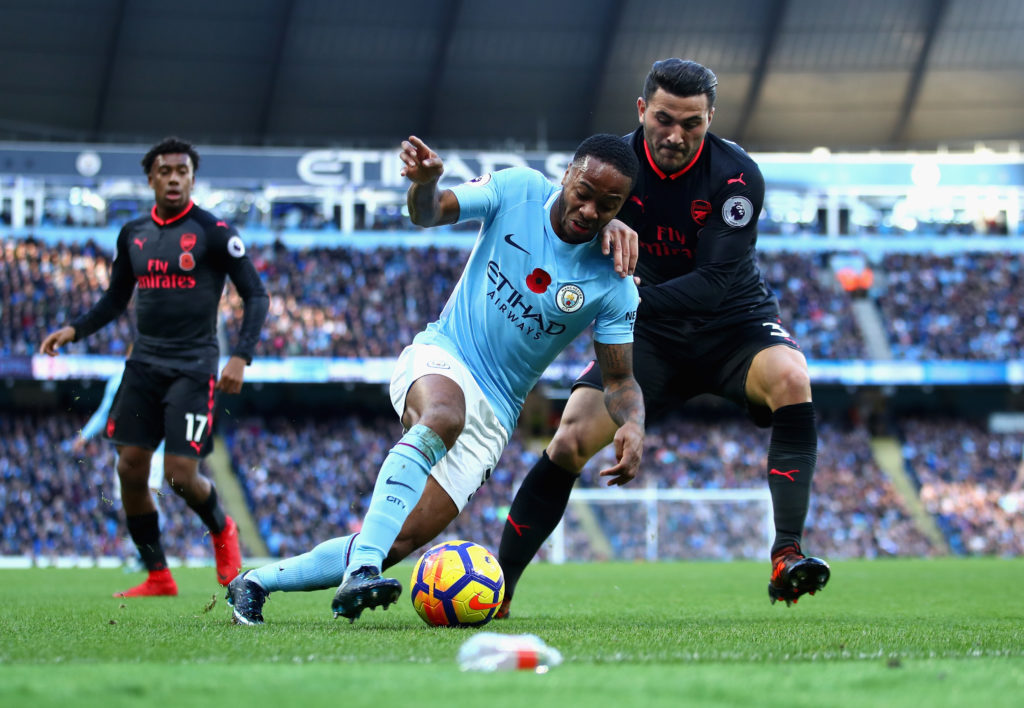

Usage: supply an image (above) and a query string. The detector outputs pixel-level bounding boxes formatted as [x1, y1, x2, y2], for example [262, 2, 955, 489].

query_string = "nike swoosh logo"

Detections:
[468, 594, 502, 610]
[386, 476, 415, 491]
[504, 233, 530, 254]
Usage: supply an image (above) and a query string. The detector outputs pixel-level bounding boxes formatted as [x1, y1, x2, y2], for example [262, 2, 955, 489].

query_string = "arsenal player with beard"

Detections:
[41, 136, 269, 597]
[498, 59, 830, 613]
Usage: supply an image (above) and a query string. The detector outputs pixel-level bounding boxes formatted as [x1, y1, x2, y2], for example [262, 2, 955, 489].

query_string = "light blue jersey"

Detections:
[414, 167, 639, 435]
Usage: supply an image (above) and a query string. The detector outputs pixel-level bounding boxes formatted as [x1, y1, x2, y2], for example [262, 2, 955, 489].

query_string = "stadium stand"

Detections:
[3, 237, 879, 362]
[900, 418, 1024, 556]
[877, 253, 1024, 361]
[0, 412, 220, 562]
[4, 234, 1023, 563]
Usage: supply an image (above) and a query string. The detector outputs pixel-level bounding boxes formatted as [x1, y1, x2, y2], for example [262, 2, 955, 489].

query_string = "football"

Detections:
[409, 540, 505, 627]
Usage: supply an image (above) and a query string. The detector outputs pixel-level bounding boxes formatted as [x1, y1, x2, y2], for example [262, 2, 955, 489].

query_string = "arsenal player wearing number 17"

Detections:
[41, 136, 269, 597]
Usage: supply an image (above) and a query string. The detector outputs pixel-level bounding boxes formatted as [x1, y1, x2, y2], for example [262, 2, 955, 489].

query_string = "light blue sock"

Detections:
[249, 535, 357, 593]
[347, 424, 448, 574]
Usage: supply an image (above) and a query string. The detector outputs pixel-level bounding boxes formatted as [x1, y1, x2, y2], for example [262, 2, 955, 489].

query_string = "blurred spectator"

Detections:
[1, 237, 135, 357]
[900, 418, 1024, 556]
[759, 251, 867, 359]
[878, 253, 1024, 360]
[0, 412, 216, 562]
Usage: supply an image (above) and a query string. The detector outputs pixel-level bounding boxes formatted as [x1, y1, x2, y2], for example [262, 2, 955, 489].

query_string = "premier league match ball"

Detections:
[410, 540, 505, 627]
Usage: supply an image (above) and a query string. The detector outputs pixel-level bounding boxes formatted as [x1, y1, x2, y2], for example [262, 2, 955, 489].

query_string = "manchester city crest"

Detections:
[555, 284, 585, 313]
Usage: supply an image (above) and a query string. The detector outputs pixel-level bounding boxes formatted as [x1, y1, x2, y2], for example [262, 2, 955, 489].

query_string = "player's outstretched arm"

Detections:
[400, 135, 459, 227]
[594, 341, 645, 486]
[40, 326, 76, 356]
[599, 218, 638, 278]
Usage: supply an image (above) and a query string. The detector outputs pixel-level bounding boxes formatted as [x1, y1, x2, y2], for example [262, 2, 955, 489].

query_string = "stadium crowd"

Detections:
[1, 237, 135, 357]
[877, 252, 1024, 360]
[563, 417, 936, 561]
[227, 413, 941, 562]
[900, 418, 1024, 556]
[4, 407, 1019, 564]
[0, 412, 217, 561]
[5, 234, 995, 364]
[10, 236, 1024, 363]
[760, 251, 867, 360]
[4, 235, 1024, 564]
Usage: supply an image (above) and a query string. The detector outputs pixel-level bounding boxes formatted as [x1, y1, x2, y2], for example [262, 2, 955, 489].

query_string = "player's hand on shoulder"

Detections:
[40, 326, 75, 356]
[600, 219, 638, 277]
[399, 135, 444, 184]
[216, 355, 247, 394]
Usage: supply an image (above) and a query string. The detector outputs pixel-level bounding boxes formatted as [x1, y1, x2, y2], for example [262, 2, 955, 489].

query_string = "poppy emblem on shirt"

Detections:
[691, 200, 711, 225]
[105, 418, 115, 438]
[180, 233, 197, 251]
[526, 268, 552, 294]
[556, 284, 585, 313]
[179, 252, 196, 271]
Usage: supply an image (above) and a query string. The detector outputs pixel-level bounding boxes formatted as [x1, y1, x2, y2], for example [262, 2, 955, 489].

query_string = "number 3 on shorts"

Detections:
[184, 412, 208, 443]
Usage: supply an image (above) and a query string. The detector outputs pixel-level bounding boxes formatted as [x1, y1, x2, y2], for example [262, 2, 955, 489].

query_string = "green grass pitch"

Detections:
[1, 558, 1022, 708]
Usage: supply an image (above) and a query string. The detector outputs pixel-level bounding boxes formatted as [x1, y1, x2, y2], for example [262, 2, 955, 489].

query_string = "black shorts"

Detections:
[105, 360, 217, 458]
[574, 314, 802, 428]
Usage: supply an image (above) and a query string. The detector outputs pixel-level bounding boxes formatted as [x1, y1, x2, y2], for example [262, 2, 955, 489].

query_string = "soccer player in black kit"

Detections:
[497, 59, 830, 614]
[41, 137, 269, 597]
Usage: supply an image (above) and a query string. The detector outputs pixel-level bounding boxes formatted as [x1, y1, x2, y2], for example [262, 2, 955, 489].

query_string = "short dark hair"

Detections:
[643, 58, 718, 109]
[572, 134, 640, 187]
[141, 136, 200, 174]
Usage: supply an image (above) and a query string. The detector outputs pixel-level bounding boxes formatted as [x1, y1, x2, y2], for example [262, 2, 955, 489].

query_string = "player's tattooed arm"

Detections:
[595, 341, 645, 486]
[596, 342, 644, 429]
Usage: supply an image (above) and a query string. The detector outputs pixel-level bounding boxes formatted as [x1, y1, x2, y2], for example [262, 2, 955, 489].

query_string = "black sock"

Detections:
[498, 451, 577, 600]
[766, 402, 818, 555]
[188, 485, 226, 534]
[126, 512, 167, 572]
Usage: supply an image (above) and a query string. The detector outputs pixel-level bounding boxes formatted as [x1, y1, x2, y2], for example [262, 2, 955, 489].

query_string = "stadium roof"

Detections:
[0, 0, 1022, 152]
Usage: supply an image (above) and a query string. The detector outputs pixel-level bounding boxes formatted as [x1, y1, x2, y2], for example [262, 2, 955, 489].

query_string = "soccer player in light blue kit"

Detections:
[226, 133, 646, 625]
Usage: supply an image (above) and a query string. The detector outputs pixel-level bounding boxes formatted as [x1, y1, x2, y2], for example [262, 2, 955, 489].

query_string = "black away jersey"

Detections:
[617, 127, 776, 344]
[71, 202, 269, 373]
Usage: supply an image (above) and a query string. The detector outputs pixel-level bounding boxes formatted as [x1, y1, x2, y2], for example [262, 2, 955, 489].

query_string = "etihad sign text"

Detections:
[297, 150, 574, 187]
